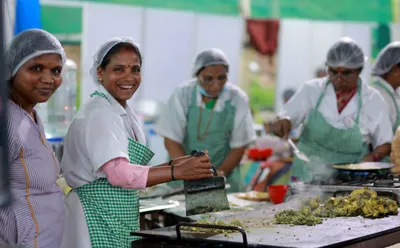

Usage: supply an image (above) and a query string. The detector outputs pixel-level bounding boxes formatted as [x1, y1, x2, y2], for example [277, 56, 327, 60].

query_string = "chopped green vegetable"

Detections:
[275, 187, 399, 226]
[181, 219, 248, 237]
[274, 207, 322, 226]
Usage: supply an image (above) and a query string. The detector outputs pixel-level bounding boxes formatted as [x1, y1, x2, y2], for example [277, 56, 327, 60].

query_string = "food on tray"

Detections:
[332, 163, 382, 170]
[182, 219, 248, 236]
[235, 191, 270, 201]
[303, 197, 322, 210]
[275, 206, 323, 226]
[275, 187, 399, 226]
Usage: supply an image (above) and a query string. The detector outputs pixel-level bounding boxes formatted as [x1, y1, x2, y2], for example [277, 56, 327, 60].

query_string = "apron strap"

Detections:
[316, 80, 363, 124]
[190, 84, 199, 108]
[355, 80, 362, 123]
[372, 80, 400, 114]
[90, 90, 111, 103]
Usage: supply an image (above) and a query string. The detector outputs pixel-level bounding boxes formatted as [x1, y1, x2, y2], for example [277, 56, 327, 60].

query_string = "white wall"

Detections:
[275, 19, 373, 113]
[391, 23, 400, 42]
[81, 4, 244, 104]
[139, 9, 196, 103]
[194, 14, 244, 88]
[81, 3, 144, 105]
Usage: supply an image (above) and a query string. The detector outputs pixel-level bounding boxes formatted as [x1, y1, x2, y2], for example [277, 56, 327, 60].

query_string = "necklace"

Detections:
[196, 100, 217, 141]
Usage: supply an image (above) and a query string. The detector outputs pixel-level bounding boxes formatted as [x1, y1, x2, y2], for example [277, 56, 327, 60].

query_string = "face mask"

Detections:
[199, 85, 226, 98]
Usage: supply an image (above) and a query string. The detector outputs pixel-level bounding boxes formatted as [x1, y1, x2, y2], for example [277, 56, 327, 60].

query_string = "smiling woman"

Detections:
[0, 28, 67, 248]
[95, 42, 142, 107]
[10, 54, 63, 108]
[61, 37, 214, 248]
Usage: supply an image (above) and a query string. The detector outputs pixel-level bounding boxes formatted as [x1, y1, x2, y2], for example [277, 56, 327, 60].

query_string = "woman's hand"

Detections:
[360, 155, 374, 162]
[172, 156, 192, 166]
[172, 150, 209, 166]
[272, 119, 292, 139]
[174, 153, 214, 180]
[361, 143, 391, 162]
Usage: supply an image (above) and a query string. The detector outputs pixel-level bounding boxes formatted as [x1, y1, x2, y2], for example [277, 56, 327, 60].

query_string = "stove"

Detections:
[295, 172, 400, 202]
[310, 171, 400, 187]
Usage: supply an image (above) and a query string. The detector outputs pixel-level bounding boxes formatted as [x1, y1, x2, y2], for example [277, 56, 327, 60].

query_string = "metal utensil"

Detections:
[183, 151, 230, 216]
[288, 139, 310, 163]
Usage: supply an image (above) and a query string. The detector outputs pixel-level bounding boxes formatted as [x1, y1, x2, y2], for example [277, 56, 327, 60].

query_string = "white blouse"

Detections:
[155, 79, 256, 148]
[279, 77, 393, 148]
[371, 76, 400, 128]
[61, 85, 146, 189]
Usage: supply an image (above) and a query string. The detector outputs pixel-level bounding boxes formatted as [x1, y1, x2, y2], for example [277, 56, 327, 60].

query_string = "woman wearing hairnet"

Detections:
[272, 37, 393, 182]
[0, 29, 66, 247]
[60, 38, 213, 248]
[371, 42, 400, 132]
[155, 48, 256, 192]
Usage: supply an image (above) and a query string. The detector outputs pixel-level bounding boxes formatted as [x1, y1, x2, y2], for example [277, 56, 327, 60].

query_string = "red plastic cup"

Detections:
[260, 148, 273, 160]
[267, 185, 289, 204]
[248, 148, 260, 160]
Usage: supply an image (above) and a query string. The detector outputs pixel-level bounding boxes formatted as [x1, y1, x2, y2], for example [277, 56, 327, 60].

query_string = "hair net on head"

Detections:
[372, 41, 400, 76]
[325, 37, 367, 69]
[192, 48, 229, 77]
[5, 28, 66, 79]
[90, 37, 141, 85]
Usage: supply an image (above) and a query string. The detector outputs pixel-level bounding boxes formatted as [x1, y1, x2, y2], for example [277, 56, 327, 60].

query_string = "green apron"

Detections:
[182, 85, 241, 192]
[371, 80, 400, 133]
[371, 80, 400, 163]
[292, 81, 369, 182]
[75, 91, 155, 248]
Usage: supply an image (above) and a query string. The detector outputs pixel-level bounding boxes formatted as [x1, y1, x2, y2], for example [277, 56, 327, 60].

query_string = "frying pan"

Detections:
[331, 162, 394, 171]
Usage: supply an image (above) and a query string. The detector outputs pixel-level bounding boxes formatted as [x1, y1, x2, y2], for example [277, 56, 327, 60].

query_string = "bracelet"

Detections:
[171, 164, 176, 181]
[168, 159, 174, 166]
[371, 153, 381, 162]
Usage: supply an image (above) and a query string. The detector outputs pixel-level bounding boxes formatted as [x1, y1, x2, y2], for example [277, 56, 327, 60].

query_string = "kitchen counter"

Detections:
[162, 193, 272, 221]
[133, 200, 400, 248]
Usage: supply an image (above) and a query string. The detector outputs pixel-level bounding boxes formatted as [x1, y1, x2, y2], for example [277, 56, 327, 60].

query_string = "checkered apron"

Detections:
[75, 91, 154, 248]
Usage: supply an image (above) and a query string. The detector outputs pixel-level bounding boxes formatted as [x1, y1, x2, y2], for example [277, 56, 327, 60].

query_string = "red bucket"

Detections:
[267, 185, 289, 204]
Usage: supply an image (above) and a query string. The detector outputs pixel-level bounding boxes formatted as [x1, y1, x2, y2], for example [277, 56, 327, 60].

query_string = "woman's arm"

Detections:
[362, 92, 393, 162]
[164, 137, 186, 158]
[155, 86, 189, 154]
[218, 147, 246, 175]
[102, 153, 213, 189]
[102, 158, 174, 188]
[361, 143, 391, 162]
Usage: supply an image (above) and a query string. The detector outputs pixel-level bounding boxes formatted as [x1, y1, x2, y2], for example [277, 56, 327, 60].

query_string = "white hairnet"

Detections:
[326, 37, 367, 69]
[90, 37, 141, 85]
[372, 41, 400, 76]
[192, 48, 229, 77]
[5, 29, 66, 79]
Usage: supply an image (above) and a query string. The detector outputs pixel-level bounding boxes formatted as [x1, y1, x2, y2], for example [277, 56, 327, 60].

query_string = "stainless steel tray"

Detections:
[133, 201, 400, 247]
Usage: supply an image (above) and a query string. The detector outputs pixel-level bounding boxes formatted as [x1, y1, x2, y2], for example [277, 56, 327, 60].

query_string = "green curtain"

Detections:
[372, 24, 391, 59]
